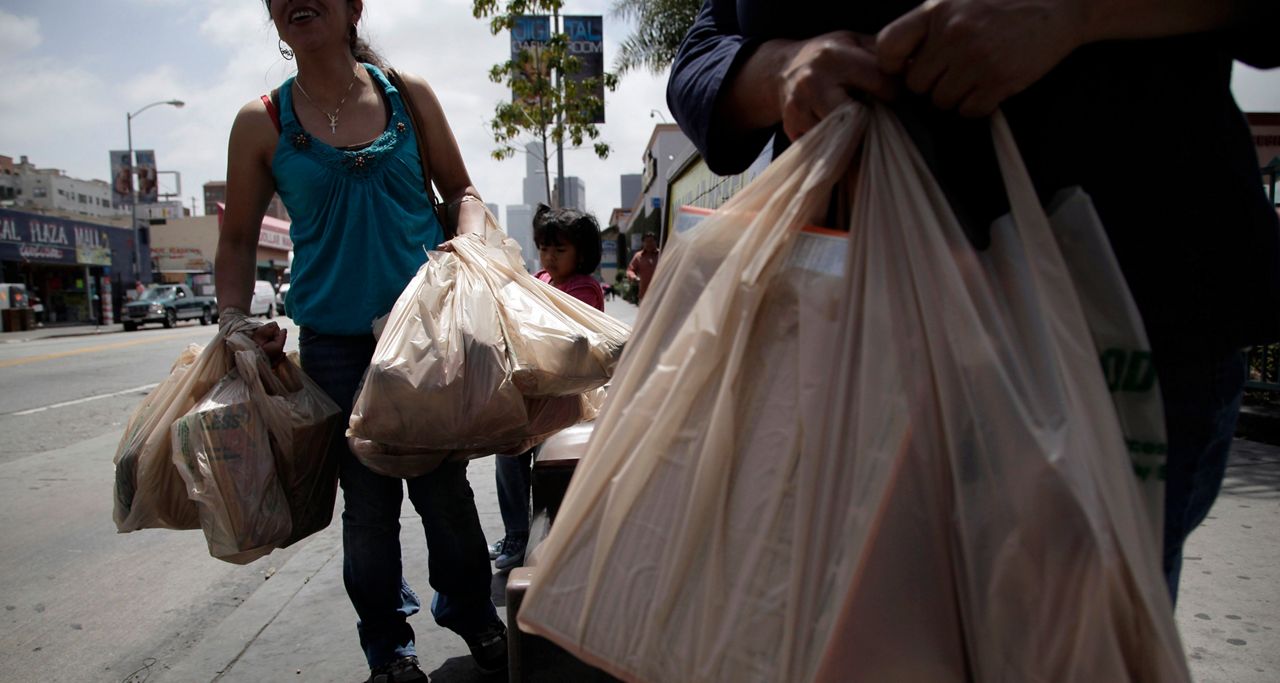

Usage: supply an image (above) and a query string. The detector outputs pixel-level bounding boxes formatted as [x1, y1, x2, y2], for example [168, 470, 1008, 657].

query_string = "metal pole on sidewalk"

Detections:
[553, 7, 566, 209]
[125, 99, 185, 288]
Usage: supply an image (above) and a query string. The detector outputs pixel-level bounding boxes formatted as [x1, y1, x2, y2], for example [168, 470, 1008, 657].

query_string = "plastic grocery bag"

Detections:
[114, 341, 229, 532]
[170, 338, 341, 564]
[348, 217, 628, 478]
[517, 103, 1186, 682]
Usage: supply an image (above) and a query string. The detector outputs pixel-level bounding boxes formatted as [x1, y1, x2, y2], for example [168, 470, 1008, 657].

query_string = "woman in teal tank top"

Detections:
[214, 2, 506, 680]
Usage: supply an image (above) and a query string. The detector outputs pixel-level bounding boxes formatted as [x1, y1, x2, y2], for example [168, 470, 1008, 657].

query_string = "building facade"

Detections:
[4, 155, 126, 221]
[0, 208, 135, 324]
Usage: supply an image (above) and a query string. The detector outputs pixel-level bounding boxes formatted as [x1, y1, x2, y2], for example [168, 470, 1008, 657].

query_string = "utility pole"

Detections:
[553, 6, 566, 209]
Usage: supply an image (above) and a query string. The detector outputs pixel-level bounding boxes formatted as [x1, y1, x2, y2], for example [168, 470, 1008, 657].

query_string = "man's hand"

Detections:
[776, 31, 899, 141]
[878, 0, 1088, 117]
[251, 321, 287, 366]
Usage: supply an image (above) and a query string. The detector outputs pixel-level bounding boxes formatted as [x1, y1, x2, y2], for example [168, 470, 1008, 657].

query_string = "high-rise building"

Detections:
[505, 204, 537, 272]
[523, 141, 550, 207]
[620, 174, 641, 210]
[554, 176, 586, 212]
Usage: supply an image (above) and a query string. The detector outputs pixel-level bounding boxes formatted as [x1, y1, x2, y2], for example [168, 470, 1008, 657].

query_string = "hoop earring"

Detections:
[279, 39, 294, 61]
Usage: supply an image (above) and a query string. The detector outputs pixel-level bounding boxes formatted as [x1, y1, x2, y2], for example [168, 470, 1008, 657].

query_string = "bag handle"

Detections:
[386, 68, 455, 240]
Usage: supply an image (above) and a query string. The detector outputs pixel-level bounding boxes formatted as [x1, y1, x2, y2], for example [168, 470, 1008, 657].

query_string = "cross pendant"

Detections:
[327, 114, 338, 134]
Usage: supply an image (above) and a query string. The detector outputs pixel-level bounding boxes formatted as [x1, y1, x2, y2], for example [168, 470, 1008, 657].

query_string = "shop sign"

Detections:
[74, 226, 112, 265]
[0, 209, 122, 266]
[153, 246, 211, 273]
[258, 225, 292, 251]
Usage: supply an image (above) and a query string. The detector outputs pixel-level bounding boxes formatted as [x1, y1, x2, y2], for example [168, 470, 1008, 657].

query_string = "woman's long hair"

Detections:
[265, 0, 387, 68]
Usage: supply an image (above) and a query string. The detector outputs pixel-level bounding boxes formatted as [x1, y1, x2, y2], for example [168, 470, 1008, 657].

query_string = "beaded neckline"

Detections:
[279, 64, 410, 178]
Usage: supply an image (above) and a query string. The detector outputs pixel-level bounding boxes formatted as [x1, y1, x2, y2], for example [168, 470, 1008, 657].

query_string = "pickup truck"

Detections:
[122, 284, 218, 331]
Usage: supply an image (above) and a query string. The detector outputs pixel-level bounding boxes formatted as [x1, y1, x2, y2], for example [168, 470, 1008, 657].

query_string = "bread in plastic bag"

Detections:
[171, 341, 341, 564]
[350, 389, 604, 479]
[516, 103, 1187, 682]
[113, 342, 228, 532]
[348, 212, 627, 477]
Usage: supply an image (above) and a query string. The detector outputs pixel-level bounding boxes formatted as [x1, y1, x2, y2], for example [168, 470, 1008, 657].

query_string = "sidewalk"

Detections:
[0, 321, 126, 343]
[129, 298, 1278, 681]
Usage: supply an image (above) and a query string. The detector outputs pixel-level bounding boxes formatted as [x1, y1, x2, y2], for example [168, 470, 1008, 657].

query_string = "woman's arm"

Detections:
[397, 72, 487, 238]
[215, 99, 278, 314]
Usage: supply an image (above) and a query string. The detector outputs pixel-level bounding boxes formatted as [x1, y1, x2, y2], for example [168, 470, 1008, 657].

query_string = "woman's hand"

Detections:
[251, 321, 288, 366]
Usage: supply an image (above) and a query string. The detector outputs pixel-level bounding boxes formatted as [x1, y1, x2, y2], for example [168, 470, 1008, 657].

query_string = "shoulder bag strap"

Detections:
[386, 68, 453, 239]
[262, 90, 282, 135]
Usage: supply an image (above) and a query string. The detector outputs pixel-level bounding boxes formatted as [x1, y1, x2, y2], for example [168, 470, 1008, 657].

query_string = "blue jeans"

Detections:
[495, 448, 535, 540]
[1158, 349, 1246, 604]
[299, 328, 500, 669]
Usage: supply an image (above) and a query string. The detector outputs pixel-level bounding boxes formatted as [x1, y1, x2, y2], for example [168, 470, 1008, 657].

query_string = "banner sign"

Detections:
[0, 208, 120, 266]
[510, 15, 552, 111]
[259, 224, 293, 251]
[135, 150, 158, 204]
[110, 150, 133, 208]
[563, 15, 604, 124]
[601, 238, 617, 268]
[153, 246, 211, 273]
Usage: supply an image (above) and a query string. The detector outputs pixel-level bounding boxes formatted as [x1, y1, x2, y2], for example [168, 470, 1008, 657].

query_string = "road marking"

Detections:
[11, 383, 160, 416]
[0, 333, 201, 369]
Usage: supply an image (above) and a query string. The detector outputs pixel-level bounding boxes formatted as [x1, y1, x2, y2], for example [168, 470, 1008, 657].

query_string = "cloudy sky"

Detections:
[0, 0, 675, 223]
[1, 0, 1278, 227]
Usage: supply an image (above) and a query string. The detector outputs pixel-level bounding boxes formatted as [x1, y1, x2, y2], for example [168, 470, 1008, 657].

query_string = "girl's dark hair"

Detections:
[264, 1, 387, 68]
[533, 204, 603, 275]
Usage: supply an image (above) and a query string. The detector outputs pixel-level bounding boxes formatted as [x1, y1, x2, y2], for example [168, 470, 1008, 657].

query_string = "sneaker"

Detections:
[488, 537, 505, 560]
[464, 623, 508, 675]
[367, 655, 429, 683]
[494, 536, 526, 571]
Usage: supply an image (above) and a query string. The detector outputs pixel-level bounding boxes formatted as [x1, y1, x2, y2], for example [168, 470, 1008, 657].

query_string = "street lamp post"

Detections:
[649, 109, 669, 123]
[126, 99, 184, 287]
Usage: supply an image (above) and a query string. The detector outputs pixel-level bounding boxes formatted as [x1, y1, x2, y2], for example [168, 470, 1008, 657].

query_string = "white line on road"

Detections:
[11, 383, 159, 416]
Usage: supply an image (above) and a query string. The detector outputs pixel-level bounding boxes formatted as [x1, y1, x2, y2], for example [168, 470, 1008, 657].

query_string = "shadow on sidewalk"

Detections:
[1219, 439, 1280, 502]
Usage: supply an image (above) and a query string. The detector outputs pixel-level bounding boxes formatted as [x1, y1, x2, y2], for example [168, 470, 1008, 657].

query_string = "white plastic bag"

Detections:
[170, 340, 342, 564]
[114, 341, 229, 532]
[517, 103, 1186, 682]
[348, 218, 628, 478]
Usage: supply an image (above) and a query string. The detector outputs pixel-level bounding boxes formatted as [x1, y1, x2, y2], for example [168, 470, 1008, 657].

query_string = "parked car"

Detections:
[275, 282, 291, 317]
[250, 280, 275, 318]
[122, 284, 217, 331]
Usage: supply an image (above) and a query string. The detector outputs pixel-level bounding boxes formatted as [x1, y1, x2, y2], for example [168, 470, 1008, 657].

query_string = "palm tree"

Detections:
[611, 0, 702, 76]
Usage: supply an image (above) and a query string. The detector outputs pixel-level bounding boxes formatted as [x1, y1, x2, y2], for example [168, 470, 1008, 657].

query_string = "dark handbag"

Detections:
[386, 68, 457, 240]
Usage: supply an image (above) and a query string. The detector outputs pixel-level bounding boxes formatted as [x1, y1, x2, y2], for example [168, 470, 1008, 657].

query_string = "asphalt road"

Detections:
[0, 314, 303, 682]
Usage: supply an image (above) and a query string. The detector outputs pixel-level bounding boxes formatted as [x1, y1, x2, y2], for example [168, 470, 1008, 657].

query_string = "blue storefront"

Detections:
[0, 208, 139, 324]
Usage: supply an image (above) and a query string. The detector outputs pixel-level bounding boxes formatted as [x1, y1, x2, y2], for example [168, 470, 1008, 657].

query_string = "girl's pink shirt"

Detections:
[536, 270, 605, 311]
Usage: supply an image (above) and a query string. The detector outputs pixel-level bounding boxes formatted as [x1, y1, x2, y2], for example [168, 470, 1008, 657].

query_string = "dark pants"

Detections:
[1158, 349, 1247, 603]
[495, 449, 535, 540]
[299, 328, 500, 669]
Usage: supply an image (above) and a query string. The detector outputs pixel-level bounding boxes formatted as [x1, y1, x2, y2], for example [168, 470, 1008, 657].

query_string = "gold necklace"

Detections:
[295, 67, 360, 134]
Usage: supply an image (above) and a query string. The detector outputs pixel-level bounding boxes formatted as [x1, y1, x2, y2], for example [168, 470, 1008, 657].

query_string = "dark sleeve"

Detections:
[666, 0, 777, 175]
[1230, 2, 1280, 68]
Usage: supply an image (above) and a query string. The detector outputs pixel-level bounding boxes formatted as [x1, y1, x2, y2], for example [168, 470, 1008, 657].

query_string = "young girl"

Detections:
[492, 204, 605, 570]
[533, 205, 606, 310]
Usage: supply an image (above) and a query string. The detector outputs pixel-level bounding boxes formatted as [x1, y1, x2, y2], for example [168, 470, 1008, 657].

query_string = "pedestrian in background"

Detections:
[215, 1, 506, 681]
[667, 0, 1280, 603]
[491, 204, 605, 570]
[626, 231, 661, 303]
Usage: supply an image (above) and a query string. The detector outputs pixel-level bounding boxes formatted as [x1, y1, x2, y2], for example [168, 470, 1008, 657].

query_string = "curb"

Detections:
[156, 523, 344, 682]
[1235, 403, 1280, 447]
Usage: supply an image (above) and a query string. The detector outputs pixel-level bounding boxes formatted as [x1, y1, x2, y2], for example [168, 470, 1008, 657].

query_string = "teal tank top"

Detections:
[273, 64, 444, 335]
